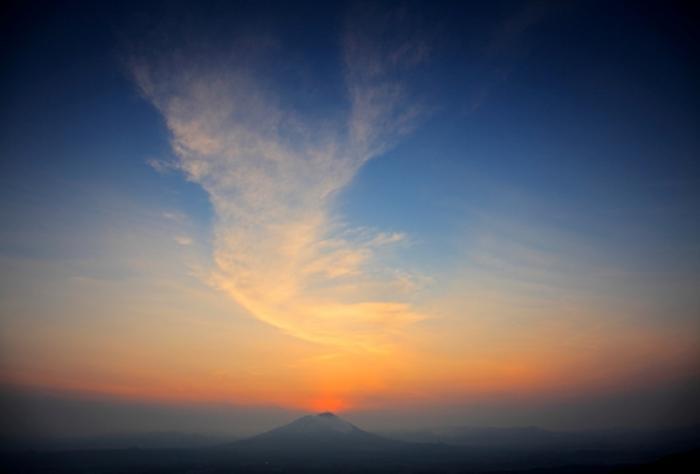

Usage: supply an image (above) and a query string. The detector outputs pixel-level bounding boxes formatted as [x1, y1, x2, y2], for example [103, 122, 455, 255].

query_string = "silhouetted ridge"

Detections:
[233, 412, 405, 454]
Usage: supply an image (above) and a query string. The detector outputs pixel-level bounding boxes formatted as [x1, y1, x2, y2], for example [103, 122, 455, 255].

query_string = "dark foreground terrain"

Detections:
[3, 414, 699, 473]
[3, 445, 700, 474]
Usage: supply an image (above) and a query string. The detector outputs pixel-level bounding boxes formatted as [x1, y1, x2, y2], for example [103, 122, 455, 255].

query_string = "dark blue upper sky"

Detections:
[3, 0, 698, 258]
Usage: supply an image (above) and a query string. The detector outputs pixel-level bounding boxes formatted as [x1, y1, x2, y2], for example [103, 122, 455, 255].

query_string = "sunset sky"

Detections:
[1, 1, 699, 436]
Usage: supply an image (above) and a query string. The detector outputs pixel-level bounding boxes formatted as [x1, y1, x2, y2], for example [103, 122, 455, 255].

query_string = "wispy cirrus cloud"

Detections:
[130, 13, 429, 350]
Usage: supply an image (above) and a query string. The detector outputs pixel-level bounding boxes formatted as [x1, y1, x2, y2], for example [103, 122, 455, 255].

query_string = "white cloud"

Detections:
[131, 20, 429, 350]
[147, 158, 178, 174]
[174, 235, 193, 246]
[162, 211, 187, 224]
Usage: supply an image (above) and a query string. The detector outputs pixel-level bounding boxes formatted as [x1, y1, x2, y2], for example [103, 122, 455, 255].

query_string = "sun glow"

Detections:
[310, 397, 350, 414]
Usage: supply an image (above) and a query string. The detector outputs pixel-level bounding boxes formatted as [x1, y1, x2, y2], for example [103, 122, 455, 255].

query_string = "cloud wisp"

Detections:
[131, 20, 428, 351]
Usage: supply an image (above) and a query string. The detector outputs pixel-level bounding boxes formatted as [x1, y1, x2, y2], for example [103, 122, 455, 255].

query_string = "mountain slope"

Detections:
[233, 412, 404, 454]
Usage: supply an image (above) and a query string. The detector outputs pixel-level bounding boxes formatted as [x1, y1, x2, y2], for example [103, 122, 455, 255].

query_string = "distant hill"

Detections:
[3, 418, 699, 473]
[380, 425, 700, 451]
[231, 412, 405, 454]
[0, 431, 239, 452]
[380, 425, 597, 448]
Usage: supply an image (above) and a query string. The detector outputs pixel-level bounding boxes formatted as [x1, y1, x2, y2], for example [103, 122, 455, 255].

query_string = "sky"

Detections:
[1, 0, 699, 437]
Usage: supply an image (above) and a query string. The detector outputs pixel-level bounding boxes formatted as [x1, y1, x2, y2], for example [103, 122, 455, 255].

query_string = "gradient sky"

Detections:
[1, 1, 699, 436]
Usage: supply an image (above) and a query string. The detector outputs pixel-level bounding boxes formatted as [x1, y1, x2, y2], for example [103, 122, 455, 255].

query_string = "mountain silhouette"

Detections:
[232, 412, 404, 455]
